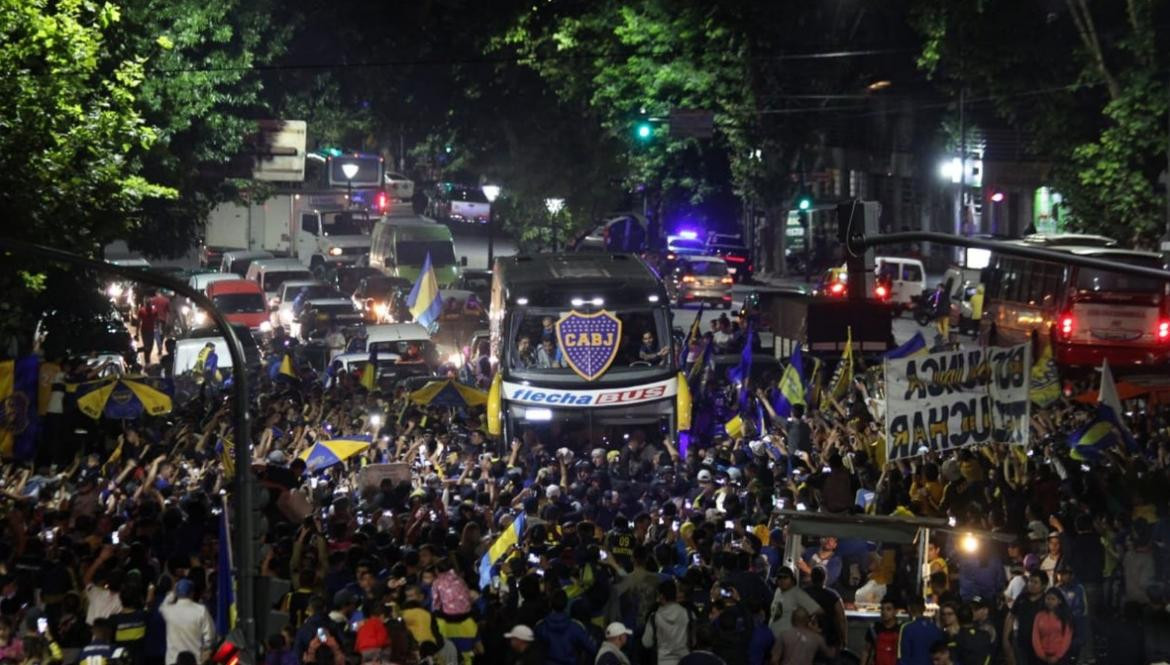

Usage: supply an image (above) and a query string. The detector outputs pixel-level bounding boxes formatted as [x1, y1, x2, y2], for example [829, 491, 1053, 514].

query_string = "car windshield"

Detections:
[321, 212, 370, 236]
[397, 241, 456, 266]
[461, 276, 490, 292]
[362, 278, 405, 297]
[263, 271, 313, 292]
[450, 187, 488, 203]
[211, 293, 267, 314]
[285, 284, 337, 301]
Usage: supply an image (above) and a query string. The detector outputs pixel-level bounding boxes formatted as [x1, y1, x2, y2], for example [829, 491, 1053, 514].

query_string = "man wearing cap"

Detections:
[158, 580, 214, 665]
[768, 567, 822, 636]
[504, 625, 544, 665]
[596, 622, 632, 665]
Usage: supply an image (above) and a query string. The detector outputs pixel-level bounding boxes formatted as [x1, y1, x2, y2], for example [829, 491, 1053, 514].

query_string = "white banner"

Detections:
[885, 344, 1030, 460]
[501, 376, 677, 409]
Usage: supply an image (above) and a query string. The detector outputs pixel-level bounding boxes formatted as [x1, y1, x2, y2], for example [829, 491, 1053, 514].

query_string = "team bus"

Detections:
[486, 254, 685, 448]
[982, 242, 1170, 368]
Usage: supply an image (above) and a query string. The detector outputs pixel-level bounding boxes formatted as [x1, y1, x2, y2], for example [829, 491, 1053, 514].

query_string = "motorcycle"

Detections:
[912, 292, 936, 327]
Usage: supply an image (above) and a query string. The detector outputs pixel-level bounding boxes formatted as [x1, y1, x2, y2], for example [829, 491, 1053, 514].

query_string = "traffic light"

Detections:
[797, 194, 812, 212]
[635, 122, 653, 141]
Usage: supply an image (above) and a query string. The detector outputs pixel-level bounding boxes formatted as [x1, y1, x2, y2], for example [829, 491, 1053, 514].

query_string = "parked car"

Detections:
[219, 249, 273, 277]
[427, 183, 490, 223]
[200, 244, 242, 269]
[244, 258, 313, 307]
[385, 172, 415, 202]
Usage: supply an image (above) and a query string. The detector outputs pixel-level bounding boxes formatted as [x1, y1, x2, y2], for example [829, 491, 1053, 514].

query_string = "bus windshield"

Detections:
[398, 240, 456, 266]
[505, 307, 673, 381]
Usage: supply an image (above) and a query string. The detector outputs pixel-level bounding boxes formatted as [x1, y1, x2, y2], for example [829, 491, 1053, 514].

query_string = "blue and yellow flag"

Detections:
[217, 437, 236, 479]
[724, 414, 745, 439]
[728, 325, 754, 413]
[822, 327, 854, 413]
[278, 354, 297, 381]
[1030, 338, 1060, 408]
[1068, 404, 1128, 462]
[407, 252, 443, 329]
[772, 345, 805, 418]
[216, 509, 237, 636]
[479, 512, 527, 589]
[884, 331, 927, 360]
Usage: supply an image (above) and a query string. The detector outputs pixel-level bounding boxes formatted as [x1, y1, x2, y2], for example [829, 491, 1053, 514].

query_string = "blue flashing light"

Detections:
[678, 230, 699, 240]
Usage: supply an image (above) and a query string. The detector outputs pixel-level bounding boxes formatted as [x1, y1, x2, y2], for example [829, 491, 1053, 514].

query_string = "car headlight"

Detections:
[374, 302, 388, 318]
[259, 321, 273, 333]
[328, 246, 343, 256]
[107, 284, 124, 298]
[193, 310, 207, 325]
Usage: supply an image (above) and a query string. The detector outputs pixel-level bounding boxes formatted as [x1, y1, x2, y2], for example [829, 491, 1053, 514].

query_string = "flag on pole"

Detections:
[1029, 338, 1060, 407]
[407, 252, 443, 329]
[728, 325, 754, 413]
[772, 344, 805, 418]
[0, 357, 40, 459]
[1068, 405, 1126, 462]
[822, 327, 854, 413]
[479, 512, 527, 589]
[679, 304, 705, 367]
[216, 437, 236, 479]
[215, 507, 237, 636]
[1096, 359, 1137, 452]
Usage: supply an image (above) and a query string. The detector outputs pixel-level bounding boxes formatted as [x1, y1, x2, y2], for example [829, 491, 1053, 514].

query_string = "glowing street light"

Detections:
[482, 184, 501, 267]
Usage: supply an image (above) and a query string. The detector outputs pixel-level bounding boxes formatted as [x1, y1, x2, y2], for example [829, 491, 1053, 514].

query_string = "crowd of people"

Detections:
[3, 306, 1170, 665]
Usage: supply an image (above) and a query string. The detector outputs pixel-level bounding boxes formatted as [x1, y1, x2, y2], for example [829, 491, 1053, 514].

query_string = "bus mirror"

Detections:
[461, 256, 468, 267]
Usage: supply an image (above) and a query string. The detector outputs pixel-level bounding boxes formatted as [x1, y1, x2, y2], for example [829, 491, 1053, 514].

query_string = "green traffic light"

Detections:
[636, 123, 652, 140]
[798, 197, 811, 211]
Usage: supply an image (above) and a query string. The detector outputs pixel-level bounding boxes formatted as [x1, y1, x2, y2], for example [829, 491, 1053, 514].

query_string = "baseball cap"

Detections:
[605, 622, 633, 639]
[697, 469, 712, 482]
[970, 595, 988, 608]
[175, 579, 194, 597]
[504, 625, 535, 642]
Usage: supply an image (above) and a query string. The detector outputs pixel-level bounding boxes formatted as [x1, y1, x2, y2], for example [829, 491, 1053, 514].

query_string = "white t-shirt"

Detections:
[159, 594, 215, 665]
[1003, 574, 1027, 604]
[85, 584, 123, 625]
[769, 585, 823, 634]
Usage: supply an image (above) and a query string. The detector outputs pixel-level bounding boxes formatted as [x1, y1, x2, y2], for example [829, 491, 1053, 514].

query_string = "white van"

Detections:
[245, 258, 314, 307]
[219, 250, 273, 277]
[874, 256, 926, 311]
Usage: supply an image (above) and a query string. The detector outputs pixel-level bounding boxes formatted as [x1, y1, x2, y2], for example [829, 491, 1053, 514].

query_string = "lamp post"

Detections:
[545, 198, 565, 251]
[482, 184, 501, 268]
[341, 162, 359, 205]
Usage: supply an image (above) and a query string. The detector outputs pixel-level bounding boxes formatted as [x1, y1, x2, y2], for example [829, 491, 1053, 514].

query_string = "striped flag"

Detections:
[1029, 338, 1060, 407]
[407, 252, 443, 329]
[822, 327, 854, 414]
[884, 331, 927, 360]
[771, 344, 805, 418]
[478, 512, 526, 589]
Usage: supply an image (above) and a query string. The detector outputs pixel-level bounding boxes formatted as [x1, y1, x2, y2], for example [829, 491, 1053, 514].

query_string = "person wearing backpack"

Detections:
[642, 579, 694, 665]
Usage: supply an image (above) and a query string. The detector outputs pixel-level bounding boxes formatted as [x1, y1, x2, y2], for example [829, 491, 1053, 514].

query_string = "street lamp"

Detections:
[482, 184, 501, 267]
[341, 162, 360, 203]
[545, 198, 565, 251]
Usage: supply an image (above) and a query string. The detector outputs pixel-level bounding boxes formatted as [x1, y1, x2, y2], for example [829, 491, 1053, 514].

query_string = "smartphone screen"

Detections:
[671, 520, 680, 532]
[317, 628, 328, 643]
[599, 550, 608, 561]
[37, 618, 47, 634]
[724, 520, 734, 530]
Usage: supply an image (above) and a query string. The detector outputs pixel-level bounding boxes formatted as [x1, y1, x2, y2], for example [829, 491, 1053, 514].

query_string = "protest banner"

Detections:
[885, 343, 1030, 460]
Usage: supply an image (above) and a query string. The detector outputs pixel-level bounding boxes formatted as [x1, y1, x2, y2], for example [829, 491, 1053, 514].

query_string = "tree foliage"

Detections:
[912, 0, 1170, 243]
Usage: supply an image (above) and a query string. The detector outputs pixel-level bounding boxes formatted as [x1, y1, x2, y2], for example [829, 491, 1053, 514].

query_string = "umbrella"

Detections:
[76, 377, 172, 420]
[408, 379, 488, 408]
[299, 435, 372, 472]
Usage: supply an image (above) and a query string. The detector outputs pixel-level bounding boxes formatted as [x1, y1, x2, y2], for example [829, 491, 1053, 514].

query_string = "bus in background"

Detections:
[487, 254, 682, 449]
[982, 243, 1170, 368]
[369, 206, 460, 287]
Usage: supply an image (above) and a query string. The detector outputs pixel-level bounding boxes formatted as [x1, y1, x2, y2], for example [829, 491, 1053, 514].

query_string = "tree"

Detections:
[912, 0, 1170, 243]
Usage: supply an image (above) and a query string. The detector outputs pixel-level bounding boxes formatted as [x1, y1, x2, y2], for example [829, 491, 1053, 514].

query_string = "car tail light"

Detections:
[376, 191, 388, 211]
[682, 275, 696, 283]
[874, 284, 889, 300]
[829, 282, 845, 295]
[721, 276, 733, 284]
[724, 255, 746, 263]
[1057, 313, 1075, 341]
[1157, 319, 1170, 342]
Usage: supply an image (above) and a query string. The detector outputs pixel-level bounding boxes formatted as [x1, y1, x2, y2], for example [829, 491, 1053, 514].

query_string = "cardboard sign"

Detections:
[358, 463, 412, 490]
